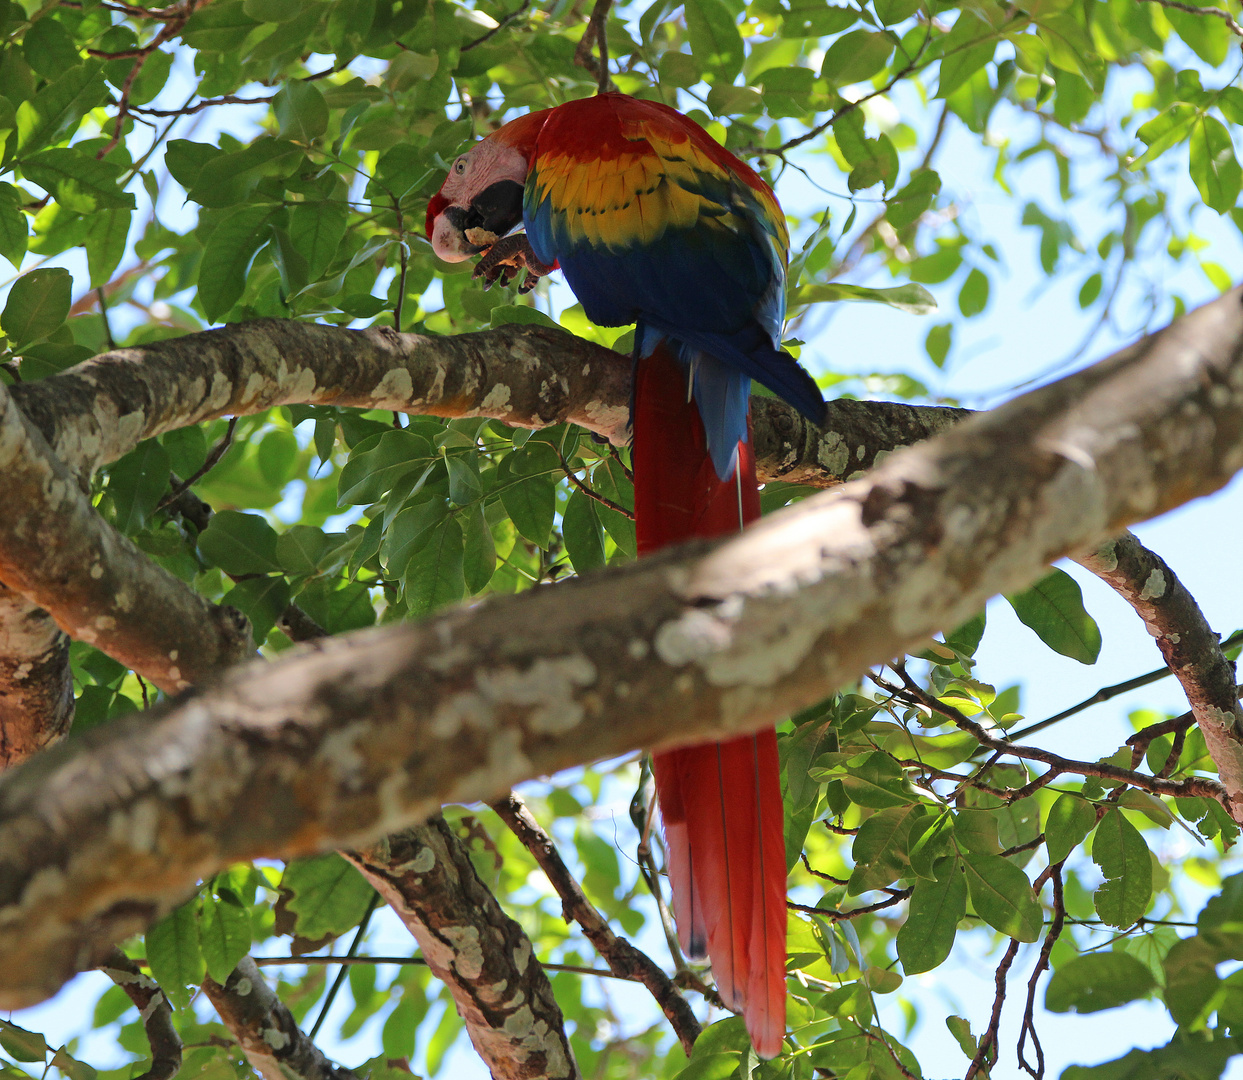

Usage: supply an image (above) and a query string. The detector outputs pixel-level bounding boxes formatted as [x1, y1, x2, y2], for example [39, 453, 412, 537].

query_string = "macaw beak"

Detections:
[427, 179, 526, 263]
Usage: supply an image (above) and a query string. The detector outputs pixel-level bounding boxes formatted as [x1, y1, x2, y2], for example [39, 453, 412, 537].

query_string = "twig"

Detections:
[252, 953, 625, 977]
[1017, 862, 1065, 1080]
[965, 937, 1022, 1079]
[789, 888, 911, 921]
[307, 894, 379, 1039]
[130, 94, 276, 117]
[1141, 0, 1243, 36]
[1007, 628, 1243, 742]
[155, 417, 237, 513]
[557, 449, 634, 519]
[98, 289, 116, 350]
[491, 791, 702, 1056]
[461, 0, 532, 51]
[573, 0, 614, 92]
[881, 666, 1232, 811]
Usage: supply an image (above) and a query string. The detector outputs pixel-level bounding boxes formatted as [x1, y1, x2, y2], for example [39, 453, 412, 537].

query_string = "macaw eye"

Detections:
[453, 157, 467, 175]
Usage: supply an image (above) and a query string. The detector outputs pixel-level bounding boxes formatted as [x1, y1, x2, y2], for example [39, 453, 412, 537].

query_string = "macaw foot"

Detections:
[473, 234, 555, 294]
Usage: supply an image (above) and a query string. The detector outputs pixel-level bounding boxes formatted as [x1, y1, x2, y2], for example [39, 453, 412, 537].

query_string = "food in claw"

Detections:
[426, 92, 827, 1060]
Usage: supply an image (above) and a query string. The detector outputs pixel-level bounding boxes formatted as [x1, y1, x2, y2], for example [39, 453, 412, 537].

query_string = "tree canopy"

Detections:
[1, 0, 1243, 1078]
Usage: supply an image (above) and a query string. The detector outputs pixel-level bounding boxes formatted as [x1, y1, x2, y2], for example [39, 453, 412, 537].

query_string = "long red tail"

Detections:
[632, 344, 787, 1059]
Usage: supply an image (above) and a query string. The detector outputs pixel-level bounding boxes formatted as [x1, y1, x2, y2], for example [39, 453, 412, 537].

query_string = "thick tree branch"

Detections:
[2, 289, 1243, 1006]
[344, 818, 578, 1080]
[0, 377, 254, 693]
[201, 957, 357, 1080]
[1075, 532, 1243, 816]
[7, 319, 957, 485]
[491, 792, 701, 1056]
[0, 319, 958, 755]
[0, 584, 72, 769]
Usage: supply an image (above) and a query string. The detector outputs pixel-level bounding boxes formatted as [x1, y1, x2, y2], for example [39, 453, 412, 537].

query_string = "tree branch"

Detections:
[100, 950, 182, 1080]
[201, 957, 357, 1080]
[3, 288, 1243, 1005]
[491, 792, 701, 1056]
[0, 376, 254, 693]
[0, 583, 72, 769]
[345, 818, 578, 1080]
[1075, 531, 1243, 818]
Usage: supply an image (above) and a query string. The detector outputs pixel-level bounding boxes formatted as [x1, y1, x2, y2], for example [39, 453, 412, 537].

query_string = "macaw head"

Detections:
[425, 109, 549, 262]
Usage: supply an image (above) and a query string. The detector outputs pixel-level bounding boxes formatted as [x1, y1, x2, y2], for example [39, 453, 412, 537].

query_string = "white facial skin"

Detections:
[430, 138, 530, 262]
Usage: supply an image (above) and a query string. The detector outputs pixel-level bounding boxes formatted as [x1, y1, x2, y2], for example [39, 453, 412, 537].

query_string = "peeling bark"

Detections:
[201, 957, 356, 1080]
[346, 819, 578, 1080]
[0, 584, 72, 769]
[2, 289, 1243, 1007]
[1076, 532, 1243, 818]
[7, 318, 957, 486]
[0, 378, 254, 693]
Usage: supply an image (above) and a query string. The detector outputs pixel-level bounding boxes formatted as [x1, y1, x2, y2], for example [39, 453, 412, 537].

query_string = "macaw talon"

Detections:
[473, 234, 554, 291]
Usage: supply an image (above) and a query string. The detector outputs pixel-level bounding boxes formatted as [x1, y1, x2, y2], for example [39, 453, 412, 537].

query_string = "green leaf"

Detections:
[2, 267, 71, 347]
[925, 322, 952, 367]
[684, 0, 745, 83]
[403, 517, 465, 615]
[489, 304, 561, 330]
[1093, 808, 1152, 928]
[0, 184, 28, 268]
[49, 1049, 95, 1080]
[821, 30, 893, 85]
[21, 149, 136, 214]
[462, 504, 496, 594]
[1190, 116, 1242, 214]
[958, 267, 989, 317]
[276, 525, 330, 576]
[15, 62, 107, 153]
[381, 994, 421, 1058]
[886, 168, 941, 232]
[273, 80, 328, 142]
[223, 575, 291, 641]
[908, 811, 955, 878]
[1045, 792, 1096, 864]
[1005, 568, 1101, 663]
[962, 853, 1042, 941]
[198, 510, 282, 574]
[795, 281, 937, 314]
[840, 751, 915, 808]
[197, 203, 283, 321]
[1132, 103, 1198, 168]
[896, 861, 967, 974]
[0, 1021, 47, 1063]
[937, 14, 997, 99]
[146, 901, 205, 1009]
[108, 439, 170, 534]
[337, 431, 434, 506]
[289, 201, 349, 279]
[847, 803, 925, 894]
[85, 207, 131, 288]
[381, 497, 449, 577]
[198, 892, 252, 983]
[281, 853, 375, 939]
[498, 444, 558, 548]
[1162, 935, 1221, 1027]
[563, 487, 607, 572]
[1045, 952, 1155, 1013]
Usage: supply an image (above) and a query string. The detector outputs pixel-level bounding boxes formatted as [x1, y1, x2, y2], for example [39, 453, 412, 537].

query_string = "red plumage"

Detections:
[633, 344, 786, 1059]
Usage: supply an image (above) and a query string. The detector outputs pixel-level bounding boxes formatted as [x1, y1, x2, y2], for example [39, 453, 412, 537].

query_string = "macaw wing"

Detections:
[523, 96, 789, 344]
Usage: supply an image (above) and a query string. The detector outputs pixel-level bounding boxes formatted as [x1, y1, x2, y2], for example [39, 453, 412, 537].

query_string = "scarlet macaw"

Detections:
[426, 92, 826, 1059]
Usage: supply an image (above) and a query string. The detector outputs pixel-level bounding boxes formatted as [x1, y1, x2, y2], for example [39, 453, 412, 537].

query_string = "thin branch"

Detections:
[129, 94, 276, 117]
[155, 417, 238, 513]
[492, 792, 701, 1056]
[307, 895, 378, 1039]
[461, 0, 532, 51]
[557, 449, 635, 519]
[1016, 863, 1065, 1080]
[1141, 0, 1243, 36]
[100, 950, 182, 1080]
